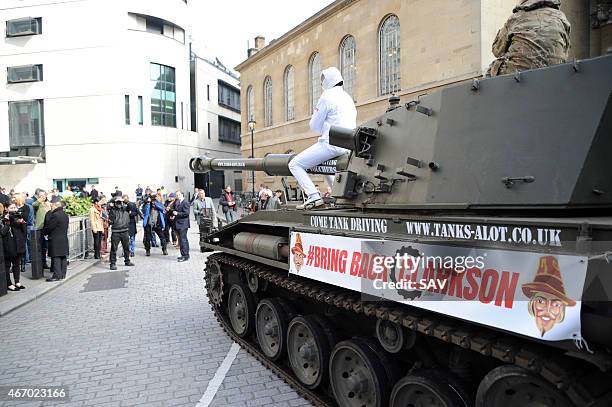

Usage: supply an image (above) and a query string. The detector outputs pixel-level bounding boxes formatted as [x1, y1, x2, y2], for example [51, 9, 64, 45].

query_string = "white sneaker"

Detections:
[296, 198, 325, 210]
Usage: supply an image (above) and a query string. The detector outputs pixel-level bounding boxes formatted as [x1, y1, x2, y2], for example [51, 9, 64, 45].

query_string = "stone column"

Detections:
[561, 0, 591, 59]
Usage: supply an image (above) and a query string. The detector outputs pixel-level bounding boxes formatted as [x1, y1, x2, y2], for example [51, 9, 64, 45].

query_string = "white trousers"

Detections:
[288, 140, 349, 198]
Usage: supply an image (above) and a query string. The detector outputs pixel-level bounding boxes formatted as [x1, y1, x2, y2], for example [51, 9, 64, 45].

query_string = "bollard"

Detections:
[30, 228, 43, 280]
[0, 236, 6, 296]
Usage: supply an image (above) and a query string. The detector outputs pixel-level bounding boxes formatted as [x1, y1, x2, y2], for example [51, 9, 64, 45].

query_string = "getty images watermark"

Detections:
[369, 253, 486, 291]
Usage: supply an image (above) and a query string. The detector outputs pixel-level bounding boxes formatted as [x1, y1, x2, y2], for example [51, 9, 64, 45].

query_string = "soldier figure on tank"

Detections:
[487, 0, 571, 76]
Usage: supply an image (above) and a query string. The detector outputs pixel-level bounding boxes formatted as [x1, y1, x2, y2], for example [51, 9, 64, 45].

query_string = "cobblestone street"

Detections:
[0, 230, 310, 407]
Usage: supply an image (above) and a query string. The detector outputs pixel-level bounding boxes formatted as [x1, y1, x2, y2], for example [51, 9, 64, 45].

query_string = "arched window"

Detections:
[339, 35, 356, 99]
[246, 85, 254, 122]
[263, 76, 272, 127]
[308, 52, 322, 114]
[379, 15, 401, 95]
[284, 65, 295, 121]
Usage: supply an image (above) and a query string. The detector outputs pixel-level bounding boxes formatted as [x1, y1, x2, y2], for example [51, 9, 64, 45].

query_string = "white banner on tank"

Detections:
[288, 232, 588, 342]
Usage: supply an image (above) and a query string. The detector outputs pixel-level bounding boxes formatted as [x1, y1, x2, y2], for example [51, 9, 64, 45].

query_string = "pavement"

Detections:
[0, 258, 100, 317]
[0, 229, 311, 407]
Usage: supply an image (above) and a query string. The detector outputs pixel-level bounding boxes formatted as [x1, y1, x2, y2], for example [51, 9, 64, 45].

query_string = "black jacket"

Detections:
[43, 207, 69, 257]
[127, 201, 140, 236]
[1, 214, 27, 257]
[164, 199, 176, 228]
[0, 193, 10, 206]
[174, 199, 190, 230]
[109, 202, 129, 233]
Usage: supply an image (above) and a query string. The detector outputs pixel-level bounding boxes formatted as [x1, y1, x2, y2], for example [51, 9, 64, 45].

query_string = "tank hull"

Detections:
[202, 209, 612, 406]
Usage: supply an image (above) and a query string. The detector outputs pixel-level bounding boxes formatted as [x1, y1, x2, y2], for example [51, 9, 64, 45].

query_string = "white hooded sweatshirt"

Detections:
[309, 67, 357, 142]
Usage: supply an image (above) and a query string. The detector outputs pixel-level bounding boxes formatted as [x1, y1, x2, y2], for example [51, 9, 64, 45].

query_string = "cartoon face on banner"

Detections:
[521, 256, 576, 337]
[291, 233, 307, 273]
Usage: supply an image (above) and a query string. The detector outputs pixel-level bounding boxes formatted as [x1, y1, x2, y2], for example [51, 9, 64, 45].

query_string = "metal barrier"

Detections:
[67, 216, 92, 261]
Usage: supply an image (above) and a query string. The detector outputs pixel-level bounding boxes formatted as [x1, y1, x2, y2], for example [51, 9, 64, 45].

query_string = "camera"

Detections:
[4, 212, 23, 224]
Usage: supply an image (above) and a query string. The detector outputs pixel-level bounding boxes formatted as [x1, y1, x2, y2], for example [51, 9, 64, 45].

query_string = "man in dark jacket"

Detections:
[79, 186, 89, 199]
[43, 197, 69, 281]
[108, 195, 134, 270]
[172, 191, 191, 262]
[219, 186, 238, 223]
[135, 185, 143, 203]
[90, 185, 99, 201]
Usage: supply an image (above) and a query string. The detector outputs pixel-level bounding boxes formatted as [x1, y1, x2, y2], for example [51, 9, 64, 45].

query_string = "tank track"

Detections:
[205, 252, 606, 407]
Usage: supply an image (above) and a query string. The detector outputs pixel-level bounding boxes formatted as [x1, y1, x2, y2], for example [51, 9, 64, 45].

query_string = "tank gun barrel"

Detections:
[190, 154, 294, 176]
[190, 153, 350, 176]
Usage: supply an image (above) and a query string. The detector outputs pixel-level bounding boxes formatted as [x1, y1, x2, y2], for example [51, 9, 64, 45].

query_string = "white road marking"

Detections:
[195, 342, 241, 407]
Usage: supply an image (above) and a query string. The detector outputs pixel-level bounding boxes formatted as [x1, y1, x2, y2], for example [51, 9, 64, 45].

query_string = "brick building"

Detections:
[236, 0, 611, 192]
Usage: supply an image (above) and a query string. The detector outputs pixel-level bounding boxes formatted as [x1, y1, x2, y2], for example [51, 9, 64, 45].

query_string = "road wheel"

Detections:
[256, 298, 294, 361]
[476, 365, 573, 407]
[390, 369, 472, 407]
[227, 283, 255, 338]
[287, 315, 331, 389]
[205, 259, 224, 306]
[329, 339, 391, 407]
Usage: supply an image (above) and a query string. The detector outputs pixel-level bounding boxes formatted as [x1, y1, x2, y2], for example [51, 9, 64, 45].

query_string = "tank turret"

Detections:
[194, 55, 612, 212]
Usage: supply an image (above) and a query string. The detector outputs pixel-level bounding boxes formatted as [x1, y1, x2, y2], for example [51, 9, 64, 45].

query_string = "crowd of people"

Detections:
[244, 184, 285, 212]
[0, 180, 291, 294]
[0, 186, 69, 291]
[88, 185, 199, 269]
[243, 182, 335, 212]
[96, 184, 243, 268]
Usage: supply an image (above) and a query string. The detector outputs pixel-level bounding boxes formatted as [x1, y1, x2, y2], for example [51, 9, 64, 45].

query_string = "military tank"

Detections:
[190, 55, 612, 407]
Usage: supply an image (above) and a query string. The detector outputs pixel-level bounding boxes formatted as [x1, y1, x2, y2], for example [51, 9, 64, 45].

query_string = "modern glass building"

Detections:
[0, 0, 241, 198]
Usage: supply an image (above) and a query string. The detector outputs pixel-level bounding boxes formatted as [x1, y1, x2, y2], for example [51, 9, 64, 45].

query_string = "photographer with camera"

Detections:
[108, 195, 135, 270]
[1, 203, 27, 291]
[140, 193, 167, 257]
[164, 193, 178, 248]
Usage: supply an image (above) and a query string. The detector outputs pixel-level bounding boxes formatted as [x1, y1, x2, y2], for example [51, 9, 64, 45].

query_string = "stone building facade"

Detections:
[236, 0, 611, 192]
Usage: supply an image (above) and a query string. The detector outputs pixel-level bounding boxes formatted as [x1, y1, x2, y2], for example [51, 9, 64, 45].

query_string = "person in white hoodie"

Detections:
[288, 67, 357, 209]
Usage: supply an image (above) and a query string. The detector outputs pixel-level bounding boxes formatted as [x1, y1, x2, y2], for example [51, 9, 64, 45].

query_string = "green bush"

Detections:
[62, 196, 92, 217]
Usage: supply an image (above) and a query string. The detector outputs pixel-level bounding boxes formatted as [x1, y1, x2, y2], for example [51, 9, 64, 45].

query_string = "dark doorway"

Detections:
[194, 173, 206, 190]
[195, 172, 225, 199]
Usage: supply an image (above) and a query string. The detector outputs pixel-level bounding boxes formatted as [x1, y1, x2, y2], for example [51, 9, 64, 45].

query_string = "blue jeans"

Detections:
[129, 235, 136, 256]
[151, 232, 158, 247]
[24, 226, 33, 263]
[225, 210, 237, 223]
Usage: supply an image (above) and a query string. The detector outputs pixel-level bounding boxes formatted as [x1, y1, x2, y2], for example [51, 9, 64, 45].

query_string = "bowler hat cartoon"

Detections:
[522, 255, 576, 306]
